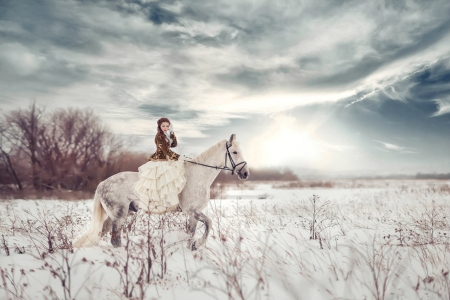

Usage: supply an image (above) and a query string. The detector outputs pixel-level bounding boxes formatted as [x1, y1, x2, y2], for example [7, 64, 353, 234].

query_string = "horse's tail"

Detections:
[73, 189, 107, 248]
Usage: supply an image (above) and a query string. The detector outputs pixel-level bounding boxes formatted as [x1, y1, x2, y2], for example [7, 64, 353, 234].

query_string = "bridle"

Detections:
[224, 141, 248, 176]
[185, 141, 247, 176]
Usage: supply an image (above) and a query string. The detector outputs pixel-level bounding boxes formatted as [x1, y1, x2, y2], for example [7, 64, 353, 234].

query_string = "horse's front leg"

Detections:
[190, 210, 211, 251]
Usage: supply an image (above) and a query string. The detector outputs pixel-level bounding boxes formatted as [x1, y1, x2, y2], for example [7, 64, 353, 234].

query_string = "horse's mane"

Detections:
[191, 139, 227, 163]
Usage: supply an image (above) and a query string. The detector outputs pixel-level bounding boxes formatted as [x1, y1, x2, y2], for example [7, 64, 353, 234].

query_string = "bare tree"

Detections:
[0, 122, 23, 191]
[37, 108, 106, 190]
[1, 102, 138, 196]
[1, 101, 44, 190]
[36, 107, 131, 191]
[0, 148, 23, 191]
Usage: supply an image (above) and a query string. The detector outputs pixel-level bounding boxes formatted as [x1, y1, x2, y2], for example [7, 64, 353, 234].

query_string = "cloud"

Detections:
[138, 104, 200, 119]
[280, 55, 450, 173]
[431, 98, 450, 117]
[114, 1, 180, 25]
[1, 0, 450, 173]
[372, 140, 417, 154]
[216, 66, 268, 89]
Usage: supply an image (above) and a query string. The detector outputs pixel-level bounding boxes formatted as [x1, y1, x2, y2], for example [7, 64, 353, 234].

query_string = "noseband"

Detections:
[185, 141, 247, 176]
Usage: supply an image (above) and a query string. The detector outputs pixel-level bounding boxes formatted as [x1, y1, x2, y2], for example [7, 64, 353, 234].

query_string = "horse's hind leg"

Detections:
[190, 210, 211, 251]
[101, 217, 112, 237]
[111, 217, 126, 248]
[110, 204, 128, 248]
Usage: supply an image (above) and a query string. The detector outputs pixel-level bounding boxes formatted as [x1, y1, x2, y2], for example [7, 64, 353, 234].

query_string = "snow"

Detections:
[1, 179, 449, 299]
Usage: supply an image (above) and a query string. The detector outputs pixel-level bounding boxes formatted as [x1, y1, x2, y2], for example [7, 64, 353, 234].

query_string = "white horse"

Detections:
[73, 134, 249, 250]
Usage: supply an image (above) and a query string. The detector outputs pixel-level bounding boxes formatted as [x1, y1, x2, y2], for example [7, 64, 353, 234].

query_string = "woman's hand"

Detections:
[169, 124, 174, 133]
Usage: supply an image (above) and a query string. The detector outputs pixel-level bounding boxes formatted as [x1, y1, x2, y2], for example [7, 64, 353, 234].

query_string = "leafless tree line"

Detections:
[0, 102, 141, 197]
[213, 166, 298, 184]
[0, 102, 299, 198]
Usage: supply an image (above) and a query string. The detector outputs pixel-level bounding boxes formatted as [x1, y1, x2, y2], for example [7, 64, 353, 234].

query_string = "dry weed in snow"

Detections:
[0, 180, 449, 299]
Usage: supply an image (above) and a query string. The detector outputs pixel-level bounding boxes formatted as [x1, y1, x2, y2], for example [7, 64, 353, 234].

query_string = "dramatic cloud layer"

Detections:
[1, 0, 449, 175]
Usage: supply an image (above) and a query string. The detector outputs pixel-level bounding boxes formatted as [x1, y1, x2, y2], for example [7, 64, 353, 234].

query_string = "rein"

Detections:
[184, 142, 247, 176]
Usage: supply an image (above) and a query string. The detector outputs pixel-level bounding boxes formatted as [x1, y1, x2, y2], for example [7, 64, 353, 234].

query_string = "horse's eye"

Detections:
[233, 151, 238, 154]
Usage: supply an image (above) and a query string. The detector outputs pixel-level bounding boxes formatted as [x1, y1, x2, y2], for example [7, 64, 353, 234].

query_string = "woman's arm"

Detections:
[167, 132, 179, 159]
[167, 149, 180, 160]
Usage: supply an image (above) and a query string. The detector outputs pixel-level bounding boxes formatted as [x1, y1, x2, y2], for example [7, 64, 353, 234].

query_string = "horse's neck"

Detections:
[192, 140, 229, 187]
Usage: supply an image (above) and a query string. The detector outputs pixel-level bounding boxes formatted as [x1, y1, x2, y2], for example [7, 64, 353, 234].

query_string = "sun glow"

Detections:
[249, 115, 323, 168]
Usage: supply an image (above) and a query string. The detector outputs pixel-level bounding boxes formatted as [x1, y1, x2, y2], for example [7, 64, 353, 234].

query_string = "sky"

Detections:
[1, 0, 450, 177]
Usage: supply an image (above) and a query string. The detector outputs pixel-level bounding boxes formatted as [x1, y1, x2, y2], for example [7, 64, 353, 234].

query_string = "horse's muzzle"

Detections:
[239, 171, 249, 180]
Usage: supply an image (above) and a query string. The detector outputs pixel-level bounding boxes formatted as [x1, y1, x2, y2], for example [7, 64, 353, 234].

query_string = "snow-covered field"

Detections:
[1, 180, 450, 300]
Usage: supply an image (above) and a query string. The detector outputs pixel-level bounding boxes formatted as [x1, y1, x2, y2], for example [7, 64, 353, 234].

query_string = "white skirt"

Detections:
[133, 159, 187, 214]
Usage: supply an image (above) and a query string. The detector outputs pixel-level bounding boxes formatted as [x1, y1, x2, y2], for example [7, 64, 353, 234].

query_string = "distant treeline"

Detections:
[213, 167, 298, 184]
[0, 102, 298, 198]
[347, 173, 450, 180]
[415, 173, 450, 179]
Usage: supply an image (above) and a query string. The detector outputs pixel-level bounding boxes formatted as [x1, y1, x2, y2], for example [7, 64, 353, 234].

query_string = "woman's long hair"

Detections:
[157, 117, 171, 148]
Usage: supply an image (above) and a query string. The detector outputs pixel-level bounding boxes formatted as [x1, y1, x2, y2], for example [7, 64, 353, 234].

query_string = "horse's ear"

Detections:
[229, 134, 236, 145]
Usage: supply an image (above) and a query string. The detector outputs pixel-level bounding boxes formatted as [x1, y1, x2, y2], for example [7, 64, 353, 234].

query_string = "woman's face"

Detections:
[160, 122, 170, 132]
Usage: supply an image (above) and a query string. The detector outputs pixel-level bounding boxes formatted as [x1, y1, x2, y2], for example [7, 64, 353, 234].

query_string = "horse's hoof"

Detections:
[111, 239, 121, 248]
[129, 201, 139, 213]
[191, 242, 197, 251]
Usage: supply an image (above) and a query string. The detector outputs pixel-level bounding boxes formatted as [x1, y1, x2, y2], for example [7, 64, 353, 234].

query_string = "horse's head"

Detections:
[226, 134, 249, 180]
